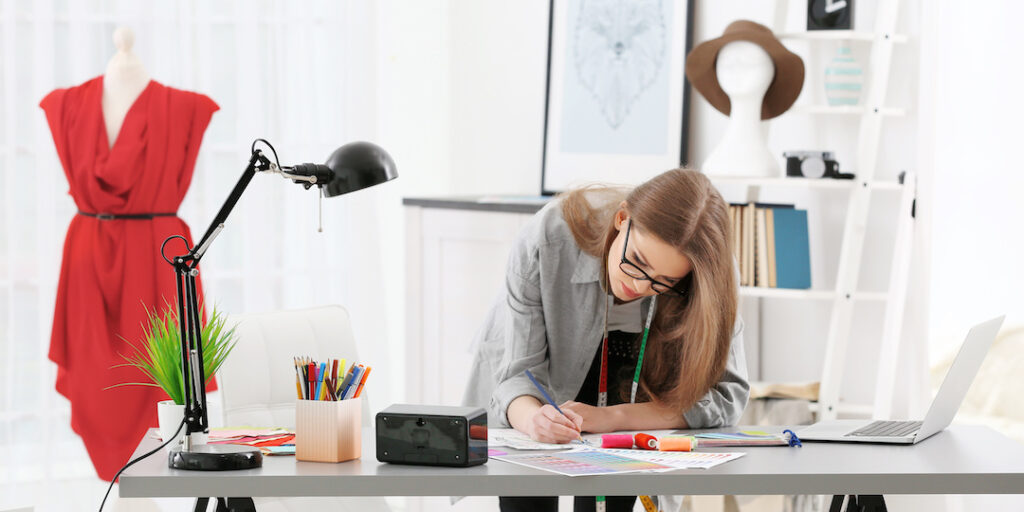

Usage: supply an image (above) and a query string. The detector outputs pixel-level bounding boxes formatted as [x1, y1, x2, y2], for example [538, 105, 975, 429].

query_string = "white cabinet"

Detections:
[404, 199, 543, 407]
[402, 199, 546, 512]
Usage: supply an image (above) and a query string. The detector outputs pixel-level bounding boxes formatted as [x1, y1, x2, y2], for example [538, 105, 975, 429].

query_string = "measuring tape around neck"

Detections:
[598, 294, 657, 407]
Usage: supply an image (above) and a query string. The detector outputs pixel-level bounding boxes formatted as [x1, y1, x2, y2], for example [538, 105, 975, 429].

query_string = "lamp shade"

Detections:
[321, 141, 398, 198]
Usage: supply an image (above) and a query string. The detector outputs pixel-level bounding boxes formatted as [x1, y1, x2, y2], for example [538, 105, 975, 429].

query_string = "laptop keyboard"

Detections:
[847, 420, 923, 438]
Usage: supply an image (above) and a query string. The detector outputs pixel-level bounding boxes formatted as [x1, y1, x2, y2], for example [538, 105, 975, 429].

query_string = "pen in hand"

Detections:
[523, 369, 586, 445]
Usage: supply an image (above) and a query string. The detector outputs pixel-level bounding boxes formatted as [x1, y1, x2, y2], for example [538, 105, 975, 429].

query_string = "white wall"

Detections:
[448, 1, 551, 195]
[925, 1, 1024, 354]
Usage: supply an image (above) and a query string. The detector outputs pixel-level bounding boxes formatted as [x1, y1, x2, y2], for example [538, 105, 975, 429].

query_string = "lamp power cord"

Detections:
[98, 417, 186, 512]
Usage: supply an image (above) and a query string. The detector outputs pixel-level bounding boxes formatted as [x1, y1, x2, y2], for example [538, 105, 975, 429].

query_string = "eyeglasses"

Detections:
[619, 220, 686, 296]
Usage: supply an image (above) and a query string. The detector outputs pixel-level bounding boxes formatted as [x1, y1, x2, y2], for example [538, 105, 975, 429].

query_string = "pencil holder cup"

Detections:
[295, 398, 362, 463]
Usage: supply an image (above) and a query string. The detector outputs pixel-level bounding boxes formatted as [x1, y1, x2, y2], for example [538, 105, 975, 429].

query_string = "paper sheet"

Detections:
[208, 427, 293, 439]
[263, 445, 296, 456]
[487, 428, 585, 450]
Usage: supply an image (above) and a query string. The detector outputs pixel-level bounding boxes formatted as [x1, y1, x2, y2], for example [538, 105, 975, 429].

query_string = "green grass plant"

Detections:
[110, 303, 238, 405]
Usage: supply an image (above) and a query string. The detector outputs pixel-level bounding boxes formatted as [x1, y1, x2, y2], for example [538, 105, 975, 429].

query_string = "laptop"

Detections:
[798, 315, 1004, 444]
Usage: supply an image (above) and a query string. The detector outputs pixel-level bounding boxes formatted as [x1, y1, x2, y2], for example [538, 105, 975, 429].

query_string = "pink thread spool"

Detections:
[600, 434, 634, 449]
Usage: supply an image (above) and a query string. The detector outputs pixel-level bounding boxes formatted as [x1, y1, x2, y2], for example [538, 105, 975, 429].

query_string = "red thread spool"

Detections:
[600, 434, 634, 449]
[634, 433, 658, 450]
[469, 424, 488, 440]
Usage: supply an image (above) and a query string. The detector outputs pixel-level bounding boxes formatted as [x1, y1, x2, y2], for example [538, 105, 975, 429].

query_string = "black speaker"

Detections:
[375, 404, 488, 467]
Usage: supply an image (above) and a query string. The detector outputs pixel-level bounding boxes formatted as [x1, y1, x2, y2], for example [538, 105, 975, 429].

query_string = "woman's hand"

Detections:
[526, 404, 583, 443]
[560, 401, 619, 433]
[507, 395, 583, 443]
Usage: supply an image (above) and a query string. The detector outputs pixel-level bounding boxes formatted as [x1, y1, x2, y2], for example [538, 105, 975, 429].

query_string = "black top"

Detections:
[575, 331, 643, 406]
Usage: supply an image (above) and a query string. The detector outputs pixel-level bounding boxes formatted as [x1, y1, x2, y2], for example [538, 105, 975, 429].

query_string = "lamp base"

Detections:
[168, 444, 263, 471]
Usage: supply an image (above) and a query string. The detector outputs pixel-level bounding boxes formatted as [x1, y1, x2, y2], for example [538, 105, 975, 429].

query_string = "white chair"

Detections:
[218, 305, 390, 512]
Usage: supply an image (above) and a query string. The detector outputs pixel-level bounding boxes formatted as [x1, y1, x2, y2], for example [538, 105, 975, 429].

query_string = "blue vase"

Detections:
[824, 46, 864, 107]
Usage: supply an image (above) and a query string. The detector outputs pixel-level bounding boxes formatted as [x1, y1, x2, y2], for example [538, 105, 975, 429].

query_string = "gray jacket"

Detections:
[462, 199, 749, 428]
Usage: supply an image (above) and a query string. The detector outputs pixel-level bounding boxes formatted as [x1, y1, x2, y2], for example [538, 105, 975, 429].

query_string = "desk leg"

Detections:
[215, 498, 257, 511]
[192, 497, 256, 511]
[829, 495, 888, 512]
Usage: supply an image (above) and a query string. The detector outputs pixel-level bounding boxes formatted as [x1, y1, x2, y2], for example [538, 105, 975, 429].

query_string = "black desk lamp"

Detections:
[161, 139, 397, 470]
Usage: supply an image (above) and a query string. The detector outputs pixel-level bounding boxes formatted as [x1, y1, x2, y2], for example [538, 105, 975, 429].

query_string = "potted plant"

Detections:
[110, 303, 238, 445]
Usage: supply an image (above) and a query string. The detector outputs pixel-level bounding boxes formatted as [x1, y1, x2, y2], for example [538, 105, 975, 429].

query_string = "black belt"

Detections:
[77, 211, 177, 220]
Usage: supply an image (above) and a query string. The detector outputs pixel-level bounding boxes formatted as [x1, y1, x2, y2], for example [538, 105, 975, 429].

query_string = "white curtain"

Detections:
[0, 0, 387, 504]
[925, 1, 1024, 352]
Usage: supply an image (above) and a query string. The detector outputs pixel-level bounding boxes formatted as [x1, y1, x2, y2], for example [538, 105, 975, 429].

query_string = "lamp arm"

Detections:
[269, 165, 320, 185]
[189, 149, 272, 264]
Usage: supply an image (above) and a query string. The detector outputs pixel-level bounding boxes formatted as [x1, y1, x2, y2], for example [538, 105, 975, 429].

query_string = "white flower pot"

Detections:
[157, 400, 186, 448]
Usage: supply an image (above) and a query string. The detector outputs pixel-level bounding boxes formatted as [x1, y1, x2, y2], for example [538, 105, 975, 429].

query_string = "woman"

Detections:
[463, 168, 748, 512]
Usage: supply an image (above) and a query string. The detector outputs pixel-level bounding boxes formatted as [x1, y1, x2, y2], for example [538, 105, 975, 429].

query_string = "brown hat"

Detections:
[685, 20, 805, 120]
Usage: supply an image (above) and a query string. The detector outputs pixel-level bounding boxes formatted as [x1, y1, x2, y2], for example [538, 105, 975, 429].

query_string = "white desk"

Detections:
[120, 425, 1024, 509]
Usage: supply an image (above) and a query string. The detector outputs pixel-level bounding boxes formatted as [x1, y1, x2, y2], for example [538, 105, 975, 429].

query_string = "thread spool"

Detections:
[469, 424, 488, 440]
[658, 435, 695, 452]
[634, 433, 658, 450]
[600, 434, 634, 449]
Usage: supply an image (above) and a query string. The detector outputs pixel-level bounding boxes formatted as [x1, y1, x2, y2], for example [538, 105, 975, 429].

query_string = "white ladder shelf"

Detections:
[723, 0, 916, 421]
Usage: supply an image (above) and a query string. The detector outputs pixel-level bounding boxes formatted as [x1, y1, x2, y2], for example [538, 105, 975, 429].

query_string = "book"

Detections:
[727, 203, 803, 289]
[755, 208, 769, 287]
[772, 208, 812, 289]
[691, 430, 800, 447]
[749, 380, 821, 401]
[766, 208, 778, 288]
[730, 205, 741, 269]
[749, 201, 757, 286]
[735, 205, 742, 270]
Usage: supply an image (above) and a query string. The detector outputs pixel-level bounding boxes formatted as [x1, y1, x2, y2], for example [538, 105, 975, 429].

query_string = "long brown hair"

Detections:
[560, 169, 737, 413]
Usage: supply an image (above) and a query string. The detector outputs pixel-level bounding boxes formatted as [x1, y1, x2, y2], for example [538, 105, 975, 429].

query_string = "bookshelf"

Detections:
[739, 287, 887, 302]
[777, 30, 909, 43]
[808, 401, 875, 416]
[710, 176, 902, 190]
[733, 0, 916, 421]
[789, 104, 907, 116]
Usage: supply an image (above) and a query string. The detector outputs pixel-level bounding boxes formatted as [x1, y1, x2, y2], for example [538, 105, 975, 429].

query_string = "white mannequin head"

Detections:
[113, 26, 135, 54]
[106, 26, 145, 75]
[103, 26, 149, 148]
[715, 40, 774, 105]
[701, 40, 779, 177]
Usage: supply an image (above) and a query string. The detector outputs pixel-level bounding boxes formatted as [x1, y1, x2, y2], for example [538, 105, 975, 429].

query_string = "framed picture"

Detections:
[541, 0, 695, 195]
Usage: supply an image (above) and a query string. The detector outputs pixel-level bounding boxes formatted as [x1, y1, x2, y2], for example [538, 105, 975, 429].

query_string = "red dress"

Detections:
[40, 76, 219, 481]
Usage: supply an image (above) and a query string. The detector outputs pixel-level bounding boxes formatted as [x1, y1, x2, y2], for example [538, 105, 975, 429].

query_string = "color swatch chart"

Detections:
[495, 448, 674, 476]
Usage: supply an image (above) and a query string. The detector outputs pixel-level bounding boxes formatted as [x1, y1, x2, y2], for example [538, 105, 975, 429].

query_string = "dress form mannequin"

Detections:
[102, 27, 150, 148]
[702, 41, 779, 177]
[41, 38, 221, 481]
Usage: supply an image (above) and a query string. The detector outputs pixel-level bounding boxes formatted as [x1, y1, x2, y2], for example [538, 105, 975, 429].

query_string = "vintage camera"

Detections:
[783, 151, 854, 179]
